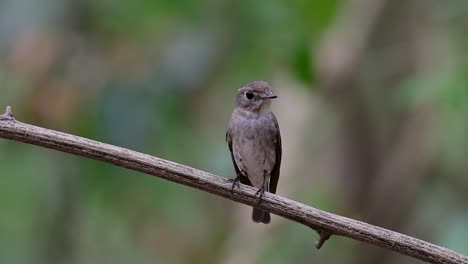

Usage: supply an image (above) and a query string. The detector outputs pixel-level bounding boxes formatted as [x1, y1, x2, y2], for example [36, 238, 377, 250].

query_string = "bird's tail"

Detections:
[252, 208, 270, 224]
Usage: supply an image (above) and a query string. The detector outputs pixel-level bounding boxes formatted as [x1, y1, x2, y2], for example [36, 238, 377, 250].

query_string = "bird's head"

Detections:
[235, 81, 277, 113]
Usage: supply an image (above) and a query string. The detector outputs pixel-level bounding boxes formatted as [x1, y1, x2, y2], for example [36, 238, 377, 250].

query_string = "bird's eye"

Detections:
[245, 92, 254, 100]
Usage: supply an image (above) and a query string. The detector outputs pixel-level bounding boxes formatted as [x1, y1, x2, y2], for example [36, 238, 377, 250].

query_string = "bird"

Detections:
[226, 80, 282, 224]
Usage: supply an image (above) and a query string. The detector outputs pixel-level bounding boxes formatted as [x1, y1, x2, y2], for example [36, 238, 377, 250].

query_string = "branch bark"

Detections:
[0, 106, 466, 264]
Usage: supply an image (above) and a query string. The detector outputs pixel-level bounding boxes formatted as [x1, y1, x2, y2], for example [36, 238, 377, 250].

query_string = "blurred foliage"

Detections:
[1, 0, 468, 264]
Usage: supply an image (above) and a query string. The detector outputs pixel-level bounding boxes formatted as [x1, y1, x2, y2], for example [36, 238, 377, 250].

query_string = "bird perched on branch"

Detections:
[226, 80, 282, 224]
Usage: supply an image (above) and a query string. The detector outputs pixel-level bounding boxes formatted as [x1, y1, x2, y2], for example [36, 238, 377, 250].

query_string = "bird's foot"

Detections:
[254, 186, 266, 203]
[227, 177, 240, 194]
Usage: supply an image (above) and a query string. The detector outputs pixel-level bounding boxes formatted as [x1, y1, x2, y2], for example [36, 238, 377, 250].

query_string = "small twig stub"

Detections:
[315, 230, 332, 249]
[0, 106, 15, 121]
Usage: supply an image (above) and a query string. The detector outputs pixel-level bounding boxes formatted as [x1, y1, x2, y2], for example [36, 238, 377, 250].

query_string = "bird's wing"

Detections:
[226, 130, 252, 186]
[269, 114, 282, 194]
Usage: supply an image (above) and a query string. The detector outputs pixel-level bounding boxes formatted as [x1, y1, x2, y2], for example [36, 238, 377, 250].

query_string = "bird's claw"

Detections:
[254, 187, 266, 203]
[227, 177, 240, 194]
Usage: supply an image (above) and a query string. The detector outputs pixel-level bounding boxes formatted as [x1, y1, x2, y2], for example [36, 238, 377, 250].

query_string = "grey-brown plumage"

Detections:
[226, 80, 282, 224]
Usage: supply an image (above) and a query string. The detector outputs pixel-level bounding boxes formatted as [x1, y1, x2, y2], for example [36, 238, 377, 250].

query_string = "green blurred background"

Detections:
[1, 0, 468, 263]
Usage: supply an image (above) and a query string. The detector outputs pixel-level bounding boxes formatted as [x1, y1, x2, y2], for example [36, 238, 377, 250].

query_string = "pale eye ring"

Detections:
[245, 91, 254, 100]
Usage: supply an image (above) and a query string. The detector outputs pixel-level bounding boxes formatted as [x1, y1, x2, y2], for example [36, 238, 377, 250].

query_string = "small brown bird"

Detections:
[226, 80, 282, 224]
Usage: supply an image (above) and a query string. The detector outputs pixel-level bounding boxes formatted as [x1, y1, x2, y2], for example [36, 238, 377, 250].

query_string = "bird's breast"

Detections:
[230, 113, 277, 187]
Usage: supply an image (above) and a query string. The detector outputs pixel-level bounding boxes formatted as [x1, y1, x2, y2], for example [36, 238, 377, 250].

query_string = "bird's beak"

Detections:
[262, 93, 278, 99]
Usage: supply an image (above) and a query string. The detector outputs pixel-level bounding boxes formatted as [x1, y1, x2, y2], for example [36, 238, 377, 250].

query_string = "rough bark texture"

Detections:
[0, 107, 467, 264]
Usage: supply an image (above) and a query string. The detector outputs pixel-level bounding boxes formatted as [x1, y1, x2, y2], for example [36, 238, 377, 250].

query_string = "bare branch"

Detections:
[0, 106, 466, 264]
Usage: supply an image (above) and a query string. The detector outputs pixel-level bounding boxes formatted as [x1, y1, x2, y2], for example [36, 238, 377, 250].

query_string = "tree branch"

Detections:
[0, 106, 466, 264]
